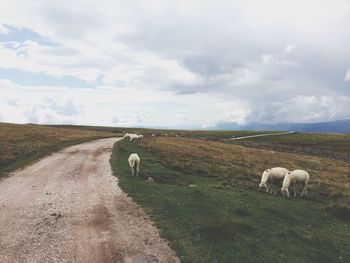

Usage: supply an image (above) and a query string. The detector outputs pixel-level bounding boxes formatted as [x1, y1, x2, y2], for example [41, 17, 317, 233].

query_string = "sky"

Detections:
[1, 0, 350, 128]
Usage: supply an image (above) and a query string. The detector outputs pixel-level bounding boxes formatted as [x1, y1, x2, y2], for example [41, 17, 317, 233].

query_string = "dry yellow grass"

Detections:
[0, 123, 115, 173]
[140, 137, 350, 211]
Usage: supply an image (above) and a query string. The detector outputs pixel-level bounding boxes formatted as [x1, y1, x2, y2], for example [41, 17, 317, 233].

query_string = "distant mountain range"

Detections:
[211, 119, 350, 133]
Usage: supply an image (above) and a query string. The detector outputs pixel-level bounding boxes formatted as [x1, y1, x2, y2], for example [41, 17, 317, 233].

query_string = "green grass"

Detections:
[111, 140, 350, 263]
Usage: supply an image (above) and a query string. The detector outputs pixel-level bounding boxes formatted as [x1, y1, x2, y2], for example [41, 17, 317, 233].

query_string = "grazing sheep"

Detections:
[128, 134, 144, 142]
[128, 153, 140, 176]
[281, 170, 310, 197]
[129, 134, 139, 142]
[123, 133, 130, 140]
[259, 167, 289, 193]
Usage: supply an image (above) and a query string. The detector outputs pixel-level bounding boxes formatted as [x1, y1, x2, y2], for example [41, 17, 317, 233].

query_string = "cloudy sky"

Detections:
[1, 0, 350, 128]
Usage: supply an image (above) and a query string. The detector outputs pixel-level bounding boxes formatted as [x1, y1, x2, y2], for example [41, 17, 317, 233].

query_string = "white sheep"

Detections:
[129, 134, 144, 142]
[129, 134, 138, 142]
[281, 169, 310, 197]
[259, 167, 289, 193]
[128, 153, 140, 176]
[123, 133, 130, 140]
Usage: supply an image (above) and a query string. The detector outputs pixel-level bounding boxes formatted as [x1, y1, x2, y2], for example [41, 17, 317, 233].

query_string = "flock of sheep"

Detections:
[123, 132, 310, 198]
[123, 133, 143, 177]
[123, 132, 143, 142]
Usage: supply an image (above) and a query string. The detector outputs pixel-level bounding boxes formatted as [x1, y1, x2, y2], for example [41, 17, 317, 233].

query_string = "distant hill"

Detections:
[212, 119, 350, 133]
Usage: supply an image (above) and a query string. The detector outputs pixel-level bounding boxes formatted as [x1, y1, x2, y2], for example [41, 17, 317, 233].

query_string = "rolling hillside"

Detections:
[1, 123, 349, 262]
[213, 119, 350, 133]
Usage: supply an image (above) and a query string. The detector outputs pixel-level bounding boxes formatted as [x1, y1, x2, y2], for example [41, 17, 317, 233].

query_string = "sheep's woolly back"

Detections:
[282, 169, 309, 190]
[128, 153, 140, 168]
[261, 167, 288, 184]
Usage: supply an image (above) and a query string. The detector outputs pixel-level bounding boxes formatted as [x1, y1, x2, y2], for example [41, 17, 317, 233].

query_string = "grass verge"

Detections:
[111, 139, 350, 263]
[0, 123, 115, 177]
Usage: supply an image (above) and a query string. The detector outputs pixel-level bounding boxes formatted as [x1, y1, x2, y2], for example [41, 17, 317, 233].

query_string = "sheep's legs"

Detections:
[293, 184, 297, 198]
[268, 184, 273, 194]
[129, 163, 139, 177]
[135, 163, 139, 177]
[300, 185, 307, 197]
[268, 181, 276, 194]
[286, 189, 290, 197]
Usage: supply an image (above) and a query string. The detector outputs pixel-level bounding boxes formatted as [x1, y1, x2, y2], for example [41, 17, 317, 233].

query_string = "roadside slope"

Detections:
[0, 122, 116, 176]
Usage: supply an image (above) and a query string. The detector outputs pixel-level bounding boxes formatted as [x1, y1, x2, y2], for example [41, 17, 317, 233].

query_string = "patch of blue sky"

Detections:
[0, 24, 56, 46]
[1, 42, 27, 57]
[0, 68, 96, 88]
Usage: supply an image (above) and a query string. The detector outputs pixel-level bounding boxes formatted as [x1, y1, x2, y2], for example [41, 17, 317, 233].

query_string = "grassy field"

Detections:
[0, 123, 350, 263]
[0, 123, 115, 176]
[231, 132, 350, 162]
[53, 124, 350, 162]
[112, 137, 350, 263]
[1, 123, 349, 262]
[50, 124, 275, 138]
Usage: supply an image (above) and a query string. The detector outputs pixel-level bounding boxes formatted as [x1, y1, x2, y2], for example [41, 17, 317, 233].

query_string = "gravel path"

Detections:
[0, 138, 179, 263]
[230, 131, 295, 140]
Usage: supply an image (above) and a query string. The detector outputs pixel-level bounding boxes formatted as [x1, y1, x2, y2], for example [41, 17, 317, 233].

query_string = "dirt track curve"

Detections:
[0, 138, 179, 263]
[230, 131, 295, 140]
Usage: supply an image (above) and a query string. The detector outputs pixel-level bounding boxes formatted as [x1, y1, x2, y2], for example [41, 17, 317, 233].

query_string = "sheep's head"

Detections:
[259, 183, 268, 192]
[281, 188, 290, 197]
[259, 169, 270, 192]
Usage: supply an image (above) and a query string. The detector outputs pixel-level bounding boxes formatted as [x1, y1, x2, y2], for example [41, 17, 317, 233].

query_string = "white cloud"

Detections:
[285, 44, 295, 54]
[0, 0, 350, 127]
[0, 100, 27, 123]
[261, 54, 297, 67]
[210, 101, 251, 126]
[345, 69, 350, 81]
[0, 79, 229, 127]
[267, 95, 350, 123]
[0, 23, 9, 34]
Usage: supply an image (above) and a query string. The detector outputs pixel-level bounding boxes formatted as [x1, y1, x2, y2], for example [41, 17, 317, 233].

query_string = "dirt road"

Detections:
[0, 138, 179, 263]
[230, 131, 295, 140]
